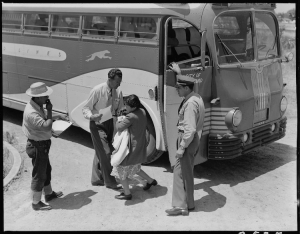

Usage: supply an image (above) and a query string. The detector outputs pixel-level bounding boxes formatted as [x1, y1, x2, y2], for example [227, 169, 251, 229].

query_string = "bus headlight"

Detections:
[271, 123, 276, 132]
[243, 133, 249, 142]
[225, 109, 243, 131]
[280, 96, 288, 112]
[232, 110, 242, 127]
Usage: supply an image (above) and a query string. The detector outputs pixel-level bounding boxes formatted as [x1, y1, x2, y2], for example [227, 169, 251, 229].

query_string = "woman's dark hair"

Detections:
[125, 94, 141, 109]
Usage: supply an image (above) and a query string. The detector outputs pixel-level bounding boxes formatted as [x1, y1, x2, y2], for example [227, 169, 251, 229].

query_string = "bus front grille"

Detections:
[208, 137, 242, 159]
[208, 117, 287, 160]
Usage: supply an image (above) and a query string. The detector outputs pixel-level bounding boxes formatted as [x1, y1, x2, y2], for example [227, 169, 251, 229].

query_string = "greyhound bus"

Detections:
[2, 3, 293, 167]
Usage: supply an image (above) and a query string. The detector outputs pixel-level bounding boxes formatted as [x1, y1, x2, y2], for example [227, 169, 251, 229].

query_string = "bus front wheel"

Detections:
[143, 115, 164, 164]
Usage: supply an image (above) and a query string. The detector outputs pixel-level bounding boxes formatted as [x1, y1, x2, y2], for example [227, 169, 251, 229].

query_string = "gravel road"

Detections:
[3, 107, 297, 231]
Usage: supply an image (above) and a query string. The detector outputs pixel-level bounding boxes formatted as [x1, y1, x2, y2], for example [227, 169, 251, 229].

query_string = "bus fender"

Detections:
[139, 99, 166, 152]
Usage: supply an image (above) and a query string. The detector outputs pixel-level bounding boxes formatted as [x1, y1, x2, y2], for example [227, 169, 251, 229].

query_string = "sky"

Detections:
[274, 3, 295, 13]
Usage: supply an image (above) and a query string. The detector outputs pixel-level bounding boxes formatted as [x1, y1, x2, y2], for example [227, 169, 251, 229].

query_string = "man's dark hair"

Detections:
[125, 94, 141, 109]
[184, 83, 194, 90]
[108, 68, 122, 79]
[181, 84, 194, 91]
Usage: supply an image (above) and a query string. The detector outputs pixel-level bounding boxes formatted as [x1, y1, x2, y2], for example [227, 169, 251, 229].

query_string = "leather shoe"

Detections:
[32, 201, 52, 211]
[45, 191, 63, 202]
[91, 181, 105, 186]
[106, 185, 123, 191]
[188, 207, 195, 211]
[165, 207, 189, 216]
[143, 179, 157, 191]
[115, 192, 132, 200]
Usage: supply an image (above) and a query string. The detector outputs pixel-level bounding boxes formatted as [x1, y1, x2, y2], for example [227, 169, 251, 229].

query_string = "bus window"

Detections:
[2, 12, 22, 30]
[135, 17, 158, 39]
[51, 14, 80, 34]
[214, 11, 253, 64]
[167, 18, 201, 67]
[120, 16, 138, 38]
[82, 15, 115, 36]
[255, 12, 278, 60]
[24, 13, 49, 31]
[119, 16, 158, 39]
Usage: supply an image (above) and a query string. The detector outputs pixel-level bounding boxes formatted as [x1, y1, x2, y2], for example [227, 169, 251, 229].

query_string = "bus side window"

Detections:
[82, 15, 115, 36]
[135, 17, 157, 39]
[24, 14, 49, 31]
[2, 13, 22, 30]
[35, 14, 49, 31]
[52, 14, 79, 34]
[120, 17, 137, 38]
[24, 14, 38, 30]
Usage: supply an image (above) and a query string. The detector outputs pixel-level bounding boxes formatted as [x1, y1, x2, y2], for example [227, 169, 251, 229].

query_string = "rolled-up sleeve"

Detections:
[28, 112, 46, 130]
[180, 102, 198, 148]
[82, 88, 98, 120]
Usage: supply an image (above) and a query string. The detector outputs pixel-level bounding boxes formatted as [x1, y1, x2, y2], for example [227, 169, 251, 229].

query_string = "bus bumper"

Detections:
[207, 117, 287, 160]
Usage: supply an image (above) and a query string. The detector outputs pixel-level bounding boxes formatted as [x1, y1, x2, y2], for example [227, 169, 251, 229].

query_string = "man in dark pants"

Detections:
[165, 62, 205, 216]
[82, 68, 124, 190]
[23, 82, 67, 211]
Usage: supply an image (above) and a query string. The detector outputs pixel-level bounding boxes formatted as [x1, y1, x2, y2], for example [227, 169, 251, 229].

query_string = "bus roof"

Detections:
[2, 3, 204, 16]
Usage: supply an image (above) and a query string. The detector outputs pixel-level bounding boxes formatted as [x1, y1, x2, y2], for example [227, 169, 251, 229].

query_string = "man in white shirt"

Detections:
[82, 68, 124, 190]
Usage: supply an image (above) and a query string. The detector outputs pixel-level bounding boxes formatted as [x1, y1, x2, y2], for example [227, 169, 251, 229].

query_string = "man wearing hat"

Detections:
[82, 68, 124, 190]
[23, 82, 66, 210]
[165, 62, 205, 216]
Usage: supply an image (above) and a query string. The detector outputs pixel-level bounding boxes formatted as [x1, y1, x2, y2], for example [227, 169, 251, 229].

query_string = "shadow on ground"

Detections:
[118, 175, 168, 206]
[47, 190, 97, 210]
[191, 142, 296, 212]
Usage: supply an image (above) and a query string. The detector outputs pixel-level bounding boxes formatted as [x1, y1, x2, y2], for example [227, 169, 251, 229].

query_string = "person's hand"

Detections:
[58, 114, 69, 121]
[175, 147, 185, 159]
[169, 62, 181, 75]
[45, 99, 53, 111]
[91, 114, 103, 122]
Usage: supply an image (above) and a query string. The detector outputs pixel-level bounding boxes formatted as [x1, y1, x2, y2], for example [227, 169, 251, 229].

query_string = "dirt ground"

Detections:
[3, 106, 297, 231]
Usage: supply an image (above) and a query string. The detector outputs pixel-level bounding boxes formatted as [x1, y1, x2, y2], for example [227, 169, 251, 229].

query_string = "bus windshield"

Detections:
[214, 11, 279, 65]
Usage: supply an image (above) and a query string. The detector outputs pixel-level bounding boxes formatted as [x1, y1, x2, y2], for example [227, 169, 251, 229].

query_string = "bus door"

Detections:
[163, 17, 213, 166]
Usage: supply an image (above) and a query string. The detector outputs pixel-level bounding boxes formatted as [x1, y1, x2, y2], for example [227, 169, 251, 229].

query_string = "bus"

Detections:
[2, 3, 293, 167]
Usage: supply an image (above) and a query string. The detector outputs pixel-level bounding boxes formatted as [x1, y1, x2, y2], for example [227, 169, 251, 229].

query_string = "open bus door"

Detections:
[163, 18, 213, 167]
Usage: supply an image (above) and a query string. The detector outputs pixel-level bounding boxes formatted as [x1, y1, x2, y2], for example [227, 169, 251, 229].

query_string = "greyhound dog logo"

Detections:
[86, 50, 112, 62]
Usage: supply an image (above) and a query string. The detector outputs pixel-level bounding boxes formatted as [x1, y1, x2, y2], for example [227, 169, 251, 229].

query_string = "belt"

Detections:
[28, 139, 51, 143]
[28, 139, 51, 148]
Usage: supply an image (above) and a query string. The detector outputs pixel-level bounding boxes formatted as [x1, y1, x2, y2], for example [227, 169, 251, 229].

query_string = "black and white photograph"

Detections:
[3, 3, 297, 231]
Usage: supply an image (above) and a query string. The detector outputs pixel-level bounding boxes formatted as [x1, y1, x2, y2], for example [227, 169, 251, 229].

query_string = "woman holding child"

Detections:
[111, 94, 157, 200]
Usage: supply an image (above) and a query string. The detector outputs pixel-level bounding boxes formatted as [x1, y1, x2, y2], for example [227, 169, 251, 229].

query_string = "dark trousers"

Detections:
[90, 119, 118, 187]
[26, 139, 52, 192]
[172, 132, 200, 209]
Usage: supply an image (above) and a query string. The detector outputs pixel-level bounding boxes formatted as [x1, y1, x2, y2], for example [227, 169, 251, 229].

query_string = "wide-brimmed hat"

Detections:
[26, 82, 53, 97]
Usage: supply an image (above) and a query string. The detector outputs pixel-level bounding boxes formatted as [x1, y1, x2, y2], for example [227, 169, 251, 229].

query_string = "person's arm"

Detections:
[180, 102, 198, 148]
[169, 62, 197, 80]
[82, 88, 102, 122]
[52, 113, 69, 121]
[116, 114, 132, 133]
[176, 102, 198, 159]
[42, 99, 53, 130]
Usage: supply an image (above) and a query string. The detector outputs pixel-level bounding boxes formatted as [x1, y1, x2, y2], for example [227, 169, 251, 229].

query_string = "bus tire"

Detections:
[142, 114, 164, 165]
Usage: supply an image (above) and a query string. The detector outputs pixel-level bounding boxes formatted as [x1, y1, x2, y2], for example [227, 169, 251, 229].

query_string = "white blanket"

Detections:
[111, 117, 129, 167]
